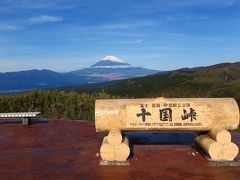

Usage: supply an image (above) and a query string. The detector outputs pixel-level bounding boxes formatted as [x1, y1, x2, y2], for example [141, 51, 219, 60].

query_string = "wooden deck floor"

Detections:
[0, 119, 240, 179]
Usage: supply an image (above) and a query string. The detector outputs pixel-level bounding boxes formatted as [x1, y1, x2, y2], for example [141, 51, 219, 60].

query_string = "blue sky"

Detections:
[0, 0, 240, 72]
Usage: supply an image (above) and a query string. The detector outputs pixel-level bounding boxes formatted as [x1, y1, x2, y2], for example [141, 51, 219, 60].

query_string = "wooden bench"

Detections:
[0, 112, 40, 126]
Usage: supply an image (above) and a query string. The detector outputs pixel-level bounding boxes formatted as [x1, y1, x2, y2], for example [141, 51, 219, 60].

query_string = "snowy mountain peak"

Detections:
[91, 55, 131, 68]
[102, 56, 124, 63]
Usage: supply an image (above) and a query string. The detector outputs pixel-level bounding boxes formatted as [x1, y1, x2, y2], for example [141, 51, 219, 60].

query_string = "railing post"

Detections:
[22, 117, 32, 126]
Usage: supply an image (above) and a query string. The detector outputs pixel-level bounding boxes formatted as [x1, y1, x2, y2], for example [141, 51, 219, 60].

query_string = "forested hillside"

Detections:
[0, 91, 121, 121]
[63, 62, 240, 105]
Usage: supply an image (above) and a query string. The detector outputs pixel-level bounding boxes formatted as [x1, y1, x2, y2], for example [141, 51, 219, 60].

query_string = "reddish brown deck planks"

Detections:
[0, 119, 239, 179]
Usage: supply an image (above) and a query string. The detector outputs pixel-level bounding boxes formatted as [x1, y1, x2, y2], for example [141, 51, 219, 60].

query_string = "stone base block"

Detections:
[100, 160, 130, 166]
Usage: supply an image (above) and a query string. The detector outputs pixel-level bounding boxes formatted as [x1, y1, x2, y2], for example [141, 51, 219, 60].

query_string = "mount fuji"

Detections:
[71, 56, 159, 80]
[90, 56, 131, 68]
[0, 56, 159, 92]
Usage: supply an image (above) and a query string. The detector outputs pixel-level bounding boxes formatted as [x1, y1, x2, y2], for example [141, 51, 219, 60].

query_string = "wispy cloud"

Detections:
[117, 39, 144, 44]
[133, 0, 236, 12]
[177, 0, 235, 7]
[0, 23, 18, 31]
[100, 20, 160, 29]
[27, 15, 63, 24]
[0, 15, 63, 32]
[98, 14, 193, 30]
[0, 0, 236, 15]
[0, 0, 77, 11]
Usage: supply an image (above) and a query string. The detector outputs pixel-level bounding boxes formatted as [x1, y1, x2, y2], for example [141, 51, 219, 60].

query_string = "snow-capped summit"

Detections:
[101, 56, 124, 63]
[91, 55, 130, 68]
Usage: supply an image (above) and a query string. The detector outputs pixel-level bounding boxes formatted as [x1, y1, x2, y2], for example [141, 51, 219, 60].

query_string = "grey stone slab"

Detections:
[100, 160, 130, 166]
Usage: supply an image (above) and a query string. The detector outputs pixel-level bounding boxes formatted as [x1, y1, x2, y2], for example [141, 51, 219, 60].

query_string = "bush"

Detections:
[0, 90, 121, 121]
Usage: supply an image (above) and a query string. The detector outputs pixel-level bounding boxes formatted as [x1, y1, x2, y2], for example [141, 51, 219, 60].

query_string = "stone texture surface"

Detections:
[0, 119, 240, 179]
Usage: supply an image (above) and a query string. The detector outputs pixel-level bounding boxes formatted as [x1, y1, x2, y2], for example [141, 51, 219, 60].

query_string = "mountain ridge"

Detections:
[61, 61, 240, 104]
[0, 56, 159, 92]
[0, 69, 106, 92]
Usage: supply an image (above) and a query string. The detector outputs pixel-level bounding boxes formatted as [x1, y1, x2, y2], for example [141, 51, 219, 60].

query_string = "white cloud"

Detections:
[179, 0, 235, 7]
[0, 23, 18, 32]
[133, 0, 236, 13]
[28, 15, 63, 24]
[0, 0, 77, 11]
[0, 15, 63, 32]
[100, 20, 159, 29]
[115, 39, 144, 44]
[99, 15, 181, 30]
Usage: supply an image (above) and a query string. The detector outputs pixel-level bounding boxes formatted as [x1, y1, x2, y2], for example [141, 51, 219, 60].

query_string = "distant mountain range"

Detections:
[62, 61, 240, 103]
[0, 56, 159, 92]
[71, 55, 158, 80]
[0, 69, 105, 93]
